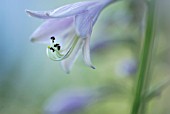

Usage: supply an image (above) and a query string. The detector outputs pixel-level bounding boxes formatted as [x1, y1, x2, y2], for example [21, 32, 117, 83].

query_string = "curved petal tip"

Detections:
[25, 9, 33, 16]
[25, 9, 51, 19]
[30, 37, 36, 43]
[91, 65, 96, 69]
[82, 37, 96, 70]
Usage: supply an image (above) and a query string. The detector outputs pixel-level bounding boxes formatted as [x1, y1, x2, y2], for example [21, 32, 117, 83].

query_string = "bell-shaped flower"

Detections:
[26, 0, 116, 73]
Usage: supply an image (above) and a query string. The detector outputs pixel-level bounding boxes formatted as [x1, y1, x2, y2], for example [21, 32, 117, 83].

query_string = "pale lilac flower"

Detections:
[26, 0, 116, 73]
[115, 59, 138, 77]
[44, 88, 97, 114]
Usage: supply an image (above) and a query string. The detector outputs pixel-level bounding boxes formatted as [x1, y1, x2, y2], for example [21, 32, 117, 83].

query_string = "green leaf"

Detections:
[145, 79, 170, 101]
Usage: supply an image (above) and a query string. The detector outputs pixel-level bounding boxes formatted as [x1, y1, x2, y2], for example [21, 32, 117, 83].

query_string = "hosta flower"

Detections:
[44, 88, 97, 114]
[26, 0, 116, 73]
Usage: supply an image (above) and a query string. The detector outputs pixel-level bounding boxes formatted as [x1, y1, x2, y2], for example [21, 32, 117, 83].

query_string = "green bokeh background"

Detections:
[1, 0, 170, 114]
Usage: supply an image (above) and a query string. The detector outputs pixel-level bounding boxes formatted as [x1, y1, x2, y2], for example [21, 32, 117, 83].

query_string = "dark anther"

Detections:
[54, 44, 59, 47]
[51, 36, 55, 40]
[50, 47, 55, 52]
[51, 36, 55, 43]
[57, 46, 61, 51]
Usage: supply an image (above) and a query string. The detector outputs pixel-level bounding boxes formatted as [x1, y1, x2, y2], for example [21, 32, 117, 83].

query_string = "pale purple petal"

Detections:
[94, 0, 117, 20]
[91, 7, 103, 26]
[75, 0, 116, 38]
[47, 1, 98, 18]
[30, 17, 74, 44]
[61, 39, 84, 73]
[75, 11, 93, 38]
[82, 37, 95, 69]
[26, 0, 114, 19]
[75, 4, 103, 38]
[25, 10, 52, 19]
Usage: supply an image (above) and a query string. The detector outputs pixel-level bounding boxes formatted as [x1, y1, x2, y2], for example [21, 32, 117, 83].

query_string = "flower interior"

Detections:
[47, 36, 79, 61]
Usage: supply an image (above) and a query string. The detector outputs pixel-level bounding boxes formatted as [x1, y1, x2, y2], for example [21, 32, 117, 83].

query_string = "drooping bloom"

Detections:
[26, 0, 116, 73]
[44, 88, 97, 114]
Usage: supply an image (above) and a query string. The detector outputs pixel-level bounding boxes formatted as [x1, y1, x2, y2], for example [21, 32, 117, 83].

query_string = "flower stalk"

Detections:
[131, 0, 158, 114]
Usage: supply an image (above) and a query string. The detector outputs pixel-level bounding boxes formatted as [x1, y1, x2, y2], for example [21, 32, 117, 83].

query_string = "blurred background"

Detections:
[1, 0, 170, 114]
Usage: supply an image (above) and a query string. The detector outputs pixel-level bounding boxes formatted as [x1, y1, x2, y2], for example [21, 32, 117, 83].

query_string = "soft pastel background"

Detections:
[1, 0, 170, 114]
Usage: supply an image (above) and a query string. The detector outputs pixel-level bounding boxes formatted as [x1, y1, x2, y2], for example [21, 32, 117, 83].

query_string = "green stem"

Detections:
[131, 0, 157, 114]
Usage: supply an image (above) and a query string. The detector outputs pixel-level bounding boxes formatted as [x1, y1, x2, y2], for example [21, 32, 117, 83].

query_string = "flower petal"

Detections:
[61, 38, 84, 73]
[30, 17, 74, 44]
[75, 4, 103, 38]
[47, 1, 98, 18]
[26, 10, 52, 19]
[82, 36, 95, 69]
[75, 11, 93, 38]
[75, 0, 115, 38]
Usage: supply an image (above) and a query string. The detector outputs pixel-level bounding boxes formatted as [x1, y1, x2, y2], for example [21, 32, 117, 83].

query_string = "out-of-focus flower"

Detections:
[44, 88, 97, 114]
[115, 59, 138, 77]
[26, 0, 116, 73]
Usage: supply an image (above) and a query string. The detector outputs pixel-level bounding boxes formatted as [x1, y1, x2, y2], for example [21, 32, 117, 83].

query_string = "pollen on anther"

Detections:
[51, 36, 55, 40]
[57, 46, 61, 51]
[50, 47, 55, 52]
[51, 36, 55, 43]
[54, 44, 59, 47]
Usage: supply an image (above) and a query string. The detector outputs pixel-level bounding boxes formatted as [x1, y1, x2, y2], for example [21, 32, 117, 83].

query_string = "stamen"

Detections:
[50, 47, 55, 52]
[51, 36, 55, 43]
[46, 35, 79, 61]
[54, 44, 61, 50]
[51, 36, 55, 40]
[54, 44, 59, 47]
[57, 46, 61, 51]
